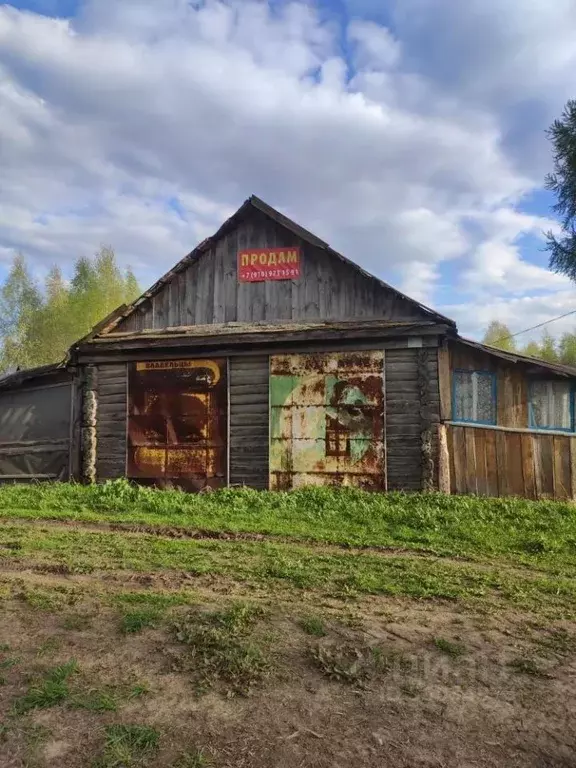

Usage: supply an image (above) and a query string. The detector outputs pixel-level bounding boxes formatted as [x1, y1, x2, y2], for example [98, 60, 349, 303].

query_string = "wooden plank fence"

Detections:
[446, 423, 576, 501]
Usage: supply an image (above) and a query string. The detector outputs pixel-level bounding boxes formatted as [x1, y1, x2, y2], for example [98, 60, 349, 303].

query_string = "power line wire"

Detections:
[492, 308, 576, 345]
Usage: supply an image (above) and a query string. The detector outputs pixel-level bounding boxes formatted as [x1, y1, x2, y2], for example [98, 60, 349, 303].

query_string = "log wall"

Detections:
[95, 363, 127, 480]
[385, 347, 440, 491]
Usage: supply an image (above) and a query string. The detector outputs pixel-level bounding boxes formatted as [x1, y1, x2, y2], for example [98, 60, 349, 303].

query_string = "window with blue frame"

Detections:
[528, 380, 573, 431]
[453, 370, 496, 425]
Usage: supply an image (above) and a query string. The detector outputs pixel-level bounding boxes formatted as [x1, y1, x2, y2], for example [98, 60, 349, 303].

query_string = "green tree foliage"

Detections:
[0, 254, 42, 371]
[537, 329, 559, 362]
[558, 332, 576, 365]
[481, 321, 517, 352]
[522, 340, 542, 359]
[0, 248, 141, 372]
[482, 320, 576, 367]
[545, 100, 576, 280]
[520, 330, 576, 366]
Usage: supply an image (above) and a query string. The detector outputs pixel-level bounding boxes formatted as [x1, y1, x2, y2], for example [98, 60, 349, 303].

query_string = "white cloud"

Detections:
[0, 0, 573, 337]
[393, 0, 576, 175]
[348, 20, 401, 70]
[461, 209, 568, 295]
[447, 290, 576, 342]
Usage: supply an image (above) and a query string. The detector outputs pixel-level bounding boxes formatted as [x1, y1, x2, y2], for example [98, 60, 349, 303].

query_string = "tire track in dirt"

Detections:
[0, 515, 569, 582]
[0, 515, 461, 560]
[0, 561, 351, 610]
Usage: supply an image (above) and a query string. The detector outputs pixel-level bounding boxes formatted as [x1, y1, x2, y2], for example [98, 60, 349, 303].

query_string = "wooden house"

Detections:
[1, 195, 576, 500]
[442, 339, 576, 500]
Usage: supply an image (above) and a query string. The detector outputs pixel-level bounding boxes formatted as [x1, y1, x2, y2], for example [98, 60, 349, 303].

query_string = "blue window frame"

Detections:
[452, 369, 496, 425]
[528, 380, 574, 432]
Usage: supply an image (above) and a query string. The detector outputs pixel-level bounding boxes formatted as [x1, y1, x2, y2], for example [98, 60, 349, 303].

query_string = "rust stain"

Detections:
[270, 351, 385, 491]
[128, 358, 226, 492]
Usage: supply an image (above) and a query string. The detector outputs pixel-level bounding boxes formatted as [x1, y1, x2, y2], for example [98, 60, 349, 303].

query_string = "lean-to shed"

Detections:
[0, 363, 75, 483]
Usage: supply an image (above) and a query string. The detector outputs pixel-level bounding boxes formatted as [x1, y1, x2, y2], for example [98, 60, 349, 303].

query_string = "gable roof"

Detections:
[101, 195, 456, 334]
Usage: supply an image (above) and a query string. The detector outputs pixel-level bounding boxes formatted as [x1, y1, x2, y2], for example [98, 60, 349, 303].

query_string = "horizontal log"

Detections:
[230, 455, 269, 462]
[98, 365, 127, 377]
[97, 385, 126, 394]
[230, 394, 268, 406]
[98, 455, 126, 464]
[96, 415, 126, 425]
[98, 395, 128, 411]
[98, 403, 126, 414]
[230, 383, 269, 394]
[229, 404, 269, 415]
[98, 373, 127, 383]
[231, 363, 270, 371]
[98, 426, 126, 436]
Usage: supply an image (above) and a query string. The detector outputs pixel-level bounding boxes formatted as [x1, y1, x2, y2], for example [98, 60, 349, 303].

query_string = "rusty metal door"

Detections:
[269, 351, 385, 490]
[127, 359, 227, 491]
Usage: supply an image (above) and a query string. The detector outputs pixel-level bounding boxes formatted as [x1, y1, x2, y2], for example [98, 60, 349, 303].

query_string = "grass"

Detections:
[172, 751, 211, 768]
[119, 608, 161, 634]
[0, 656, 19, 686]
[61, 613, 93, 631]
[36, 637, 61, 656]
[71, 687, 119, 712]
[508, 656, 549, 677]
[433, 637, 467, 657]
[172, 602, 270, 695]
[532, 627, 576, 656]
[299, 615, 327, 637]
[94, 724, 159, 768]
[2, 522, 576, 615]
[1, 481, 576, 575]
[13, 659, 78, 714]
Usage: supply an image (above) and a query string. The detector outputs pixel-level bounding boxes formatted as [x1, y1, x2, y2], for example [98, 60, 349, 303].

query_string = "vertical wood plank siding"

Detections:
[117, 210, 431, 333]
[229, 355, 269, 489]
[385, 348, 440, 490]
[449, 343, 528, 428]
[96, 363, 127, 480]
[447, 424, 576, 500]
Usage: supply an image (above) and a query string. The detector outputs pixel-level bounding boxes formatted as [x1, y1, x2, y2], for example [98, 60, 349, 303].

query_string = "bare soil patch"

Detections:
[1, 569, 576, 768]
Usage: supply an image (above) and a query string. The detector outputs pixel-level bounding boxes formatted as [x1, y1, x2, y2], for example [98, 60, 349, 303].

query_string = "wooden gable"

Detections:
[111, 197, 452, 333]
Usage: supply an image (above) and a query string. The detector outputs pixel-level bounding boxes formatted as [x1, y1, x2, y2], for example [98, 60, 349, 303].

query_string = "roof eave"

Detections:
[454, 337, 576, 378]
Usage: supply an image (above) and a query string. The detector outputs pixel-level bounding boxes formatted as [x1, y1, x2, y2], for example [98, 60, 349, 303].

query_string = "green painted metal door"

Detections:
[270, 351, 385, 490]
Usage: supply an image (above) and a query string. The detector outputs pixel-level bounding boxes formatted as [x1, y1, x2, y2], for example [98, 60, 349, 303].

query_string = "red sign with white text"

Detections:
[238, 247, 301, 282]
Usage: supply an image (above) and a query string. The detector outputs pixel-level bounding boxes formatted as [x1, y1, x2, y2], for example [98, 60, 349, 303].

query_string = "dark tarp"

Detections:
[0, 382, 72, 481]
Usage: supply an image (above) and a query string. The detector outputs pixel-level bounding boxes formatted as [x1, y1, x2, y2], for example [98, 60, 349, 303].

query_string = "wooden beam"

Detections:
[571, 437, 576, 501]
[437, 343, 452, 421]
[437, 423, 450, 494]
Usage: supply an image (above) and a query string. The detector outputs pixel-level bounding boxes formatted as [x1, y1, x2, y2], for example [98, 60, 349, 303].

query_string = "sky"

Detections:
[1, 0, 576, 340]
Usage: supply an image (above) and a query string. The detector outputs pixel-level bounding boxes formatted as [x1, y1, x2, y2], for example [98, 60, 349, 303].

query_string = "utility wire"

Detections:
[492, 308, 576, 345]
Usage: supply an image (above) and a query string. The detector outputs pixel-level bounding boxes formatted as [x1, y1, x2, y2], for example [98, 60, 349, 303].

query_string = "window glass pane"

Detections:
[530, 381, 571, 429]
[453, 371, 495, 424]
[476, 373, 495, 423]
[454, 371, 473, 421]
